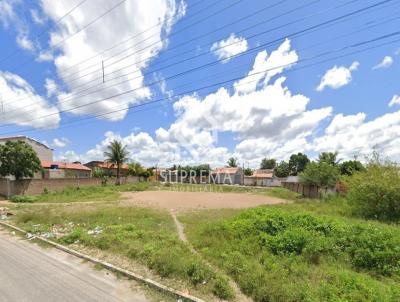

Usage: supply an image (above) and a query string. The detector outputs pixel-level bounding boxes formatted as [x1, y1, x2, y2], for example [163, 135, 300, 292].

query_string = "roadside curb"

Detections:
[0, 221, 205, 302]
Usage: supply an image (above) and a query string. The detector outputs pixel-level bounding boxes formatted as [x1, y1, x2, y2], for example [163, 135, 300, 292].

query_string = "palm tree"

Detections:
[104, 140, 129, 185]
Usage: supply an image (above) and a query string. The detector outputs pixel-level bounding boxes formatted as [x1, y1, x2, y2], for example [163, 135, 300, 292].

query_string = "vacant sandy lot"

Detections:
[121, 191, 287, 210]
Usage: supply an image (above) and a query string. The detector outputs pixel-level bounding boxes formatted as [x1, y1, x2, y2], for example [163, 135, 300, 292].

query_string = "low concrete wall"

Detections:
[0, 176, 140, 198]
[281, 182, 337, 199]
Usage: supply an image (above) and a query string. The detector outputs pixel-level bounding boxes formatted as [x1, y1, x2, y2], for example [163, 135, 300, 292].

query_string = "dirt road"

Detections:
[0, 229, 149, 302]
[122, 191, 286, 210]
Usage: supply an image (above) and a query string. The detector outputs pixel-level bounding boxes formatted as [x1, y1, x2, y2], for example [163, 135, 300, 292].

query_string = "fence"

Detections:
[0, 176, 140, 198]
[281, 182, 336, 199]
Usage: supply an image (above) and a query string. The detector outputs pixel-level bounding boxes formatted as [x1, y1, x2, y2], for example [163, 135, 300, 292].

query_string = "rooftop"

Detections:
[41, 161, 91, 171]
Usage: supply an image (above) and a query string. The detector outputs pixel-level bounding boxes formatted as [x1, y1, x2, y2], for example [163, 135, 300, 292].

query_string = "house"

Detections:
[41, 161, 91, 179]
[244, 169, 282, 187]
[85, 161, 129, 177]
[0, 135, 53, 161]
[210, 167, 243, 185]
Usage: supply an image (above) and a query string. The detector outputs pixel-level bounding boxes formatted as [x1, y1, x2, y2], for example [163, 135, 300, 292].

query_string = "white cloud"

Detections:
[30, 9, 46, 25]
[388, 95, 400, 107]
[36, 51, 54, 62]
[312, 111, 400, 161]
[54, 40, 400, 166]
[373, 56, 393, 70]
[0, 0, 17, 28]
[0, 71, 60, 128]
[210, 33, 248, 63]
[45, 78, 58, 97]
[16, 35, 34, 51]
[39, 0, 186, 121]
[317, 61, 359, 91]
[0, 0, 35, 52]
[52, 137, 70, 148]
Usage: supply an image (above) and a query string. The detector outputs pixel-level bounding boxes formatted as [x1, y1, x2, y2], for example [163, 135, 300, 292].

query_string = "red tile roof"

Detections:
[93, 162, 129, 170]
[212, 167, 241, 174]
[249, 169, 273, 178]
[41, 161, 91, 171]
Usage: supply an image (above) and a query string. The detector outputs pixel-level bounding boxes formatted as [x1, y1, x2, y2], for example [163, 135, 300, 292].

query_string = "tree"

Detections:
[244, 168, 253, 176]
[299, 161, 340, 188]
[260, 158, 276, 169]
[128, 162, 154, 178]
[104, 140, 129, 185]
[227, 157, 238, 167]
[339, 160, 365, 176]
[288, 153, 310, 175]
[0, 141, 41, 180]
[318, 152, 340, 166]
[274, 161, 290, 178]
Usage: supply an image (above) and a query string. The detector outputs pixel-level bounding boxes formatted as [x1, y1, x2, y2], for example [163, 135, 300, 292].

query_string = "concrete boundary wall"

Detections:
[281, 182, 336, 199]
[0, 177, 140, 198]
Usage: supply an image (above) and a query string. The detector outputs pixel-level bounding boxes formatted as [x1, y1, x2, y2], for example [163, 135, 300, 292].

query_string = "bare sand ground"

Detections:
[121, 191, 287, 210]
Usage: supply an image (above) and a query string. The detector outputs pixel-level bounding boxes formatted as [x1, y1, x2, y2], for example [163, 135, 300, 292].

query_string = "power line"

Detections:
[3, 34, 399, 137]
[2, 29, 399, 134]
[3, 0, 373, 107]
[2, 0, 395, 116]
[0, 0, 295, 106]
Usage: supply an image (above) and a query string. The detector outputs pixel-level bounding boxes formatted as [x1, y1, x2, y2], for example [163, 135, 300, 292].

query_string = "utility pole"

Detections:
[102, 60, 105, 83]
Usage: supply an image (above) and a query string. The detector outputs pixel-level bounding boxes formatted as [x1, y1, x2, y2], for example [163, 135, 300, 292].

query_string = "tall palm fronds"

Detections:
[104, 140, 129, 185]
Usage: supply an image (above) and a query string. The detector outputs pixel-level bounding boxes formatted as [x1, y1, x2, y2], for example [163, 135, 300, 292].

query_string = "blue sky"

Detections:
[0, 0, 399, 167]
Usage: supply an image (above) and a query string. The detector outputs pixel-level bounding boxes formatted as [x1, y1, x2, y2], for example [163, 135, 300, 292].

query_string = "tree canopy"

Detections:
[288, 153, 310, 175]
[0, 141, 42, 180]
[318, 151, 340, 166]
[227, 157, 238, 168]
[244, 167, 253, 176]
[104, 140, 129, 184]
[260, 158, 276, 169]
[274, 161, 290, 178]
[339, 160, 365, 176]
[299, 161, 340, 188]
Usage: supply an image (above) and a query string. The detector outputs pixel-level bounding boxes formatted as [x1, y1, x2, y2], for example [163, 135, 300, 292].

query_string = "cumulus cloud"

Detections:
[0, 0, 35, 52]
[373, 56, 394, 70]
[316, 61, 359, 91]
[52, 137, 70, 148]
[210, 33, 248, 63]
[0, 71, 60, 128]
[30, 9, 46, 25]
[54, 40, 400, 166]
[312, 111, 400, 161]
[39, 0, 186, 121]
[16, 35, 34, 51]
[388, 95, 400, 107]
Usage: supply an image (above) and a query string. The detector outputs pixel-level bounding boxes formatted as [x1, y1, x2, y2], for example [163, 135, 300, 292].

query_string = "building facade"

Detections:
[0, 136, 53, 161]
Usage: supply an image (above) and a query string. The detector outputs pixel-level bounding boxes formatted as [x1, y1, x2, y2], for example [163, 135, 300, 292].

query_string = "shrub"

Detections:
[212, 275, 234, 300]
[299, 161, 340, 188]
[345, 163, 400, 221]
[9, 195, 37, 203]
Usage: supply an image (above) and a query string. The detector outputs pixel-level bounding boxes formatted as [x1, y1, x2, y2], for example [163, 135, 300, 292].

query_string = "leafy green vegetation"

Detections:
[0, 140, 42, 180]
[9, 182, 152, 203]
[180, 205, 400, 302]
[345, 161, 400, 221]
[13, 204, 233, 300]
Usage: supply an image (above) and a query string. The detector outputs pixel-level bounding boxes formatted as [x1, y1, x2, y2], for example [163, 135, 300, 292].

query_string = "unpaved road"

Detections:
[122, 191, 287, 210]
[0, 229, 149, 302]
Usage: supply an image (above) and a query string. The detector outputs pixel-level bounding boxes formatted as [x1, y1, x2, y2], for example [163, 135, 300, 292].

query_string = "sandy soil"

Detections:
[121, 191, 286, 210]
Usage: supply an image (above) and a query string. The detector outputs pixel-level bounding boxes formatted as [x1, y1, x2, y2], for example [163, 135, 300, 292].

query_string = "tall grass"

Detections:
[14, 205, 234, 300]
[180, 206, 400, 302]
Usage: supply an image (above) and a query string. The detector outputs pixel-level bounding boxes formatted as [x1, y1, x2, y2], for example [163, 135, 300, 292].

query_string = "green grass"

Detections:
[179, 201, 400, 302]
[13, 204, 234, 300]
[9, 182, 152, 203]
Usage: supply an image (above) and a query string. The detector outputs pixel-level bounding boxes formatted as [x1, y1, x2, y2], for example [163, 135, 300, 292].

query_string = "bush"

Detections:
[345, 163, 400, 221]
[212, 275, 234, 300]
[299, 161, 340, 188]
[9, 195, 37, 203]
